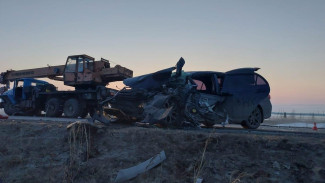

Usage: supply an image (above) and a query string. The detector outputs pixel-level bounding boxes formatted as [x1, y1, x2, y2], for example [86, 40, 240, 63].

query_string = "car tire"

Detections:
[45, 98, 62, 117]
[241, 107, 263, 129]
[63, 98, 82, 118]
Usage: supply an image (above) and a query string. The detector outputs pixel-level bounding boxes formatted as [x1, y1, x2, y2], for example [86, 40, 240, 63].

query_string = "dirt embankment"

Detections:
[0, 120, 324, 183]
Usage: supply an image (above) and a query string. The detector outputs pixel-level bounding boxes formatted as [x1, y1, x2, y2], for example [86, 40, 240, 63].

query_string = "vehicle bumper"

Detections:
[260, 99, 272, 119]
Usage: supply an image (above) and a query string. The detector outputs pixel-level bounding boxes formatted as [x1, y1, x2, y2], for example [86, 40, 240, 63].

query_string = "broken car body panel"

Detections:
[123, 67, 176, 90]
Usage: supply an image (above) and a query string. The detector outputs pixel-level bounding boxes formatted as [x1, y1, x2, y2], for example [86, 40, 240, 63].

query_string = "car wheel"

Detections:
[64, 98, 82, 118]
[242, 107, 262, 129]
[45, 98, 62, 117]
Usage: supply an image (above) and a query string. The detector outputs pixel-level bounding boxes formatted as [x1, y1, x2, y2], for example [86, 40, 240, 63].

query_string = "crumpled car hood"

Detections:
[123, 67, 175, 90]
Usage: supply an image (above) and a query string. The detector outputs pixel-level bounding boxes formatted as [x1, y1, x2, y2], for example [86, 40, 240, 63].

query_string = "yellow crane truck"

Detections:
[0, 54, 132, 121]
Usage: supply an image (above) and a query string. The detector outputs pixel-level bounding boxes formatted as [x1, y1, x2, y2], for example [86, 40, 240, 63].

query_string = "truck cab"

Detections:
[0, 78, 55, 115]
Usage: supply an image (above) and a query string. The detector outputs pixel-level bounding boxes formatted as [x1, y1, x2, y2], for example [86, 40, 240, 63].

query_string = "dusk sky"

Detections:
[1, 0, 325, 106]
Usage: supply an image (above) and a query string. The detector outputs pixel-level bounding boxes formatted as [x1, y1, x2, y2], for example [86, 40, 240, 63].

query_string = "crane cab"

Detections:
[64, 54, 109, 88]
[63, 54, 132, 89]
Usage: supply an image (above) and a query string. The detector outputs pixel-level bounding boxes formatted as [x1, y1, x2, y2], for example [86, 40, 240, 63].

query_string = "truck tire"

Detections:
[4, 102, 16, 116]
[45, 98, 62, 117]
[64, 98, 82, 118]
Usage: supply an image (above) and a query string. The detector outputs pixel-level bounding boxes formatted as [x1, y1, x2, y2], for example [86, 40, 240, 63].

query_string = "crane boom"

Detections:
[1, 54, 133, 86]
[0, 65, 66, 85]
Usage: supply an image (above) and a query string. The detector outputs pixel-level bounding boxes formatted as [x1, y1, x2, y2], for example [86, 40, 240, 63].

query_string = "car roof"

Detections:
[186, 71, 225, 77]
[226, 67, 260, 74]
[186, 67, 260, 77]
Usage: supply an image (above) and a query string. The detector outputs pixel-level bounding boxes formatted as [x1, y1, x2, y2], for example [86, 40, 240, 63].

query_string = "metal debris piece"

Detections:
[135, 122, 150, 128]
[114, 150, 166, 182]
[89, 108, 112, 125]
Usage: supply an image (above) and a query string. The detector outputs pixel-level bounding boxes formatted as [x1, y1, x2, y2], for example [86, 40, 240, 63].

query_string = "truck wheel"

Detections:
[45, 98, 62, 117]
[4, 103, 15, 116]
[241, 107, 262, 129]
[64, 98, 82, 118]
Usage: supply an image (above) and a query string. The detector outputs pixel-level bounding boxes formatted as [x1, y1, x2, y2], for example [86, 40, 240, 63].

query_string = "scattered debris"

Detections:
[196, 178, 203, 183]
[135, 122, 151, 128]
[283, 163, 291, 170]
[114, 150, 166, 182]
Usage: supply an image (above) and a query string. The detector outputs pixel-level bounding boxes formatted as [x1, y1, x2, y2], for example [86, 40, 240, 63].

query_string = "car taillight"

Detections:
[268, 95, 271, 100]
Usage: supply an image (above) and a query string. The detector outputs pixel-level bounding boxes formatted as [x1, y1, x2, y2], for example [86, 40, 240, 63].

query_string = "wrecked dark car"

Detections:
[103, 58, 271, 129]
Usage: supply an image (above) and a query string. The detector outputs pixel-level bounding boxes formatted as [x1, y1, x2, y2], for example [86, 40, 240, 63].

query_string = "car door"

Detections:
[221, 68, 270, 121]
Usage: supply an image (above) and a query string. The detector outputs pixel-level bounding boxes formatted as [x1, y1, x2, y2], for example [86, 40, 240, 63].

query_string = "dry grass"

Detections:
[229, 171, 248, 183]
[64, 122, 92, 183]
[193, 129, 216, 183]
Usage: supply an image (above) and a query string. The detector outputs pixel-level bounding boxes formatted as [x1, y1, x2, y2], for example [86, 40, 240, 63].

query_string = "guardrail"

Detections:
[272, 112, 325, 117]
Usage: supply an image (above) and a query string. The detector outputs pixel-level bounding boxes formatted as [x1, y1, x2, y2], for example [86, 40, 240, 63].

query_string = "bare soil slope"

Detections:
[0, 120, 324, 183]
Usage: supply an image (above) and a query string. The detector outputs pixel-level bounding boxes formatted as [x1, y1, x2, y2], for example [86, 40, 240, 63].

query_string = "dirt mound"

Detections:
[0, 120, 324, 182]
